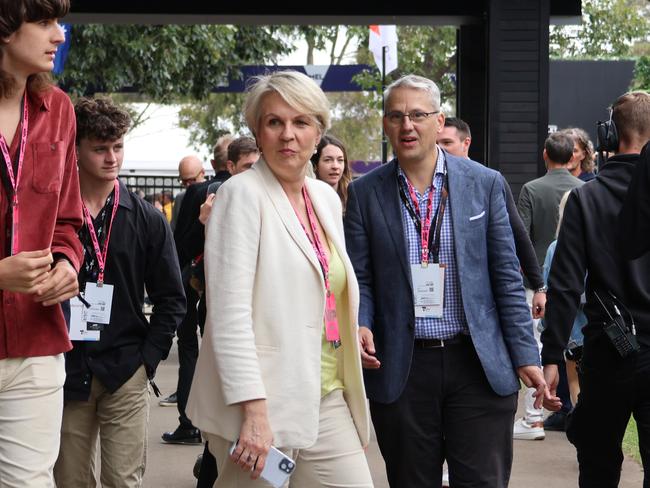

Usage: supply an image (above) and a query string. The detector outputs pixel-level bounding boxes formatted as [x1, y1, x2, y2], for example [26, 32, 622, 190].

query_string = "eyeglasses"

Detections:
[384, 111, 440, 125]
[178, 169, 203, 187]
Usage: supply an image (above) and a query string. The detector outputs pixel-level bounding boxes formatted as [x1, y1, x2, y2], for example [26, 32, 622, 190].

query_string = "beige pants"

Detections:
[54, 365, 150, 488]
[207, 389, 374, 487]
[0, 354, 65, 488]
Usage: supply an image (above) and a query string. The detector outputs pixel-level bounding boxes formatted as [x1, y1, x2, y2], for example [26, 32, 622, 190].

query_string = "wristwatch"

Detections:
[534, 285, 548, 293]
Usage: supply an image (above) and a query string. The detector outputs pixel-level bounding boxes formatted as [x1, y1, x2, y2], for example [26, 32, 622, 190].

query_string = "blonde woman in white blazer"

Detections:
[186, 71, 373, 487]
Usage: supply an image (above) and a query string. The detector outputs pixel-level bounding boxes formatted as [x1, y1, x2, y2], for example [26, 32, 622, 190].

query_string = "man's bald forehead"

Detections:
[178, 155, 203, 176]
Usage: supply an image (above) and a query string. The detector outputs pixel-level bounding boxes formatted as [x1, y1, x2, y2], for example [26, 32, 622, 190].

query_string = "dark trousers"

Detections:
[196, 442, 218, 488]
[568, 334, 650, 488]
[176, 282, 200, 429]
[370, 340, 517, 488]
[558, 360, 573, 413]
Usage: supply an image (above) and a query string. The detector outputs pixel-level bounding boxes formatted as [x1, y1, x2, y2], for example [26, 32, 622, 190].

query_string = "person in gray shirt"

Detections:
[518, 131, 585, 267]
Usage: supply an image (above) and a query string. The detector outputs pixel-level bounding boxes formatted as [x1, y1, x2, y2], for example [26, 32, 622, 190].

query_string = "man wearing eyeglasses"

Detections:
[170, 155, 206, 232]
[344, 74, 550, 488]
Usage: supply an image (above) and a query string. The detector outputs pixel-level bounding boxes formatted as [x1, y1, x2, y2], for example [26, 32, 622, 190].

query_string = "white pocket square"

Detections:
[469, 211, 486, 221]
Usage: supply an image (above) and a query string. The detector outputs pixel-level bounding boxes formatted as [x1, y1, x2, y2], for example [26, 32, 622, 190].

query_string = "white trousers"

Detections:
[206, 389, 374, 487]
[0, 354, 65, 488]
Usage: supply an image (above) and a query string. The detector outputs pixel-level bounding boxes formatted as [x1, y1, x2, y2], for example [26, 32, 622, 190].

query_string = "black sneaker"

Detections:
[162, 426, 202, 445]
[193, 454, 202, 479]
[543, 411, 568, 432]
[159, 392, 177, 407]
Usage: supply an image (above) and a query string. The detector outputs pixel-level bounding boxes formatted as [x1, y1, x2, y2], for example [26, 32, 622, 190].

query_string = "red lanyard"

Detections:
[82, 180, 120, 285]
[292, 186, 340, 346]
[404, 178, 435, 265]
[0, 95, 29, 255]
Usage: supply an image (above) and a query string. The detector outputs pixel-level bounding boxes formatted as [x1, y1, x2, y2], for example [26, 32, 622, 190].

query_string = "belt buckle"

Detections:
[424, 339, 445, 348]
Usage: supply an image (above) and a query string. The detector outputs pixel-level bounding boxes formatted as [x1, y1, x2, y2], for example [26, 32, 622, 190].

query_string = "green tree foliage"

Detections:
[58, 25, 292, 100]
[632, 56, 650, 90]
[549, 0, 649, 59]
[354, 26, 457, 110]
[178, 92, 248, 151]
[328, 91, 382, 162]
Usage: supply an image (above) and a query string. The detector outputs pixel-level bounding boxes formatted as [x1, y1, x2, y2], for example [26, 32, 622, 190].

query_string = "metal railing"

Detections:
[119, 173, 183, 203]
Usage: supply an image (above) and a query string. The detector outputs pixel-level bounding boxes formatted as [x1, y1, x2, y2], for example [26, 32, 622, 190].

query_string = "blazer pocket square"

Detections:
[469, 211, 486, 221]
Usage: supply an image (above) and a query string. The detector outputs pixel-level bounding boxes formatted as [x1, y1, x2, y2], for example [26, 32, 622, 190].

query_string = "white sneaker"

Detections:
[513, 417, 545, 440]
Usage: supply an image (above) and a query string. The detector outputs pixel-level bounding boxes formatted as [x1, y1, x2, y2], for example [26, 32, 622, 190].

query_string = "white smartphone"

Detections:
[230, 440, 296, 488]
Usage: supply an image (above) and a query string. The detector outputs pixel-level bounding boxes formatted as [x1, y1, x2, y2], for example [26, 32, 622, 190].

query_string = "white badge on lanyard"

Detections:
[411, 263, 445, 318]
[83, 282, 114, 330]
[68, 296, 100, 341]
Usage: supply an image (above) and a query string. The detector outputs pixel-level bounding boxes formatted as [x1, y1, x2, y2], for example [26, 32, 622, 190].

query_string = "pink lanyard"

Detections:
[82, 180, 120, 285]
[292, 186, 340, 347]
[404, 178, 435, 265]
[0, 95, 29, 255]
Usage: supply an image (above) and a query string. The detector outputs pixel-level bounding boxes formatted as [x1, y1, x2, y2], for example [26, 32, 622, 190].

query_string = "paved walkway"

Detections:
[142, 341, 644, 487]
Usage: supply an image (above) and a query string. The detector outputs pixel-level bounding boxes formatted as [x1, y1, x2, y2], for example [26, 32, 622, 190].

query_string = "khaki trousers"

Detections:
[0, 354, 65, 488]
[207, 389, 373, 487]
[54, 365, 150, 488]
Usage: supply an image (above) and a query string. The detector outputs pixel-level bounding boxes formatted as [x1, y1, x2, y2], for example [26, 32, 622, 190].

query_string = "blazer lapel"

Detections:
[254, 159, 322, 276]
[373, 161, 411, 285]
[446, 156, 476, 277]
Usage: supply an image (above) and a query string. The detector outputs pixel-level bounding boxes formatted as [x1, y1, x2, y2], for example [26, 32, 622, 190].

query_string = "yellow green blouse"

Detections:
[320, 241, 345, 397]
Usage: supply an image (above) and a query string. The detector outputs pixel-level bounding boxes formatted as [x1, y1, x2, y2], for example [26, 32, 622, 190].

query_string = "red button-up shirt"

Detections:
[0, 86, 83, 359]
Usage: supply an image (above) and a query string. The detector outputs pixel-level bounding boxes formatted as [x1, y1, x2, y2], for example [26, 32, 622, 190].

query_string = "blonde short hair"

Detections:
[243, 71, 331, 136]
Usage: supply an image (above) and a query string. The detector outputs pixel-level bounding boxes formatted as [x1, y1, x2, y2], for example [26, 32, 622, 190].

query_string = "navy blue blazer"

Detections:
[344, 153, 540, 404]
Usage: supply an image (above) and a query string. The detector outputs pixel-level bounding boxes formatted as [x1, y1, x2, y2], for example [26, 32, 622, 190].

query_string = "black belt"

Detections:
[414, 334, 471, 349]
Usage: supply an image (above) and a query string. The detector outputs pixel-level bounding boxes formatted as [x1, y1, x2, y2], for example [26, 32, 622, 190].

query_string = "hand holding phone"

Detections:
[230, 440, 296, 487]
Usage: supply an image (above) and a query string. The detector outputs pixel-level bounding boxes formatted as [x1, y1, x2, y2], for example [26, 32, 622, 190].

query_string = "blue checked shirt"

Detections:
[397, 149, 469, 339]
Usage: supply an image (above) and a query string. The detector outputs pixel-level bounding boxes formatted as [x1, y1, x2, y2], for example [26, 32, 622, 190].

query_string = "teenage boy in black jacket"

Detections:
[54, 97, 186, 487]
[541, 91, 650, 487]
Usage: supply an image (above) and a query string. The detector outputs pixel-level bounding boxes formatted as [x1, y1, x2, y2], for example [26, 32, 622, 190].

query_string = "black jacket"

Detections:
[619, 142, 650, 260]
[503, 176, 544, 290]
[174, 171, 231, 267]
[64, 180, 186, 401]
[541, 154, 650, 365]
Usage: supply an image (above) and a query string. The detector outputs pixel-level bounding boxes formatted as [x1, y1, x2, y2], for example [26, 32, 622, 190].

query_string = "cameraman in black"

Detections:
[541, 91, 650, 487]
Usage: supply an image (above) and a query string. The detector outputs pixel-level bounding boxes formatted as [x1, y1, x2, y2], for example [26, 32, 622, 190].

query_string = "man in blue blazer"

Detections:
[344, 75, 553, 488]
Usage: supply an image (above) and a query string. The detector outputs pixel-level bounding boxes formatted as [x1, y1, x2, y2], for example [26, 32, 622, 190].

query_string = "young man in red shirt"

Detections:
[0, 0, 84, 485]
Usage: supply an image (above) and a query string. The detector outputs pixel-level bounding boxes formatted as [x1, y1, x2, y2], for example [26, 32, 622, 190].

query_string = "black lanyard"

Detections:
[398, 170, 449, 264]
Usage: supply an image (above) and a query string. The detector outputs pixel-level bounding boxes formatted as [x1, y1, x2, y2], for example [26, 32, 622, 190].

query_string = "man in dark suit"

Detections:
[344, 74, 552, 488]
[161, 134, 233, 444]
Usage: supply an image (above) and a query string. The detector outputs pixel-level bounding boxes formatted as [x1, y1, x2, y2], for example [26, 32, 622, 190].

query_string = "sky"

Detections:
[122, 42, 341, 175]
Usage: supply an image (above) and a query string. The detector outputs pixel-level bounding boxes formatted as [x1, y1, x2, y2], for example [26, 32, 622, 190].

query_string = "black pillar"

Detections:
[485, 0, 550, 198]
[458, 24, 488, 166]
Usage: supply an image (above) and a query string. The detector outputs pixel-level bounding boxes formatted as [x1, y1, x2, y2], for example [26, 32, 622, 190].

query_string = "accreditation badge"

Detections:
[83, 282, 114, 330]
[68, 296, 100, 341]
[411, 263, 445, 318]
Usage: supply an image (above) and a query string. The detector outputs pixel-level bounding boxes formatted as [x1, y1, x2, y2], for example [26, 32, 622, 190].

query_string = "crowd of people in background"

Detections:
[2, 1, 650, 488]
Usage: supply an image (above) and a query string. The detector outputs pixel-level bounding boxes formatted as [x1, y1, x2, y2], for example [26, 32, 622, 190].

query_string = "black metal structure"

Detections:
[549, 60, 636, 145]
[119, 174, 182, 201]
[67, 0, 581, 195]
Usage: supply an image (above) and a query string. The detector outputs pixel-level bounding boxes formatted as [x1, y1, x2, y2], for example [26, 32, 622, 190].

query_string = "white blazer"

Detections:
[186, 158, 370, 449]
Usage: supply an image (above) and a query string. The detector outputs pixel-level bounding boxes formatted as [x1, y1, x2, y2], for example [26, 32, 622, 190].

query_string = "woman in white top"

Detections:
[186, 70, 373, 487]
